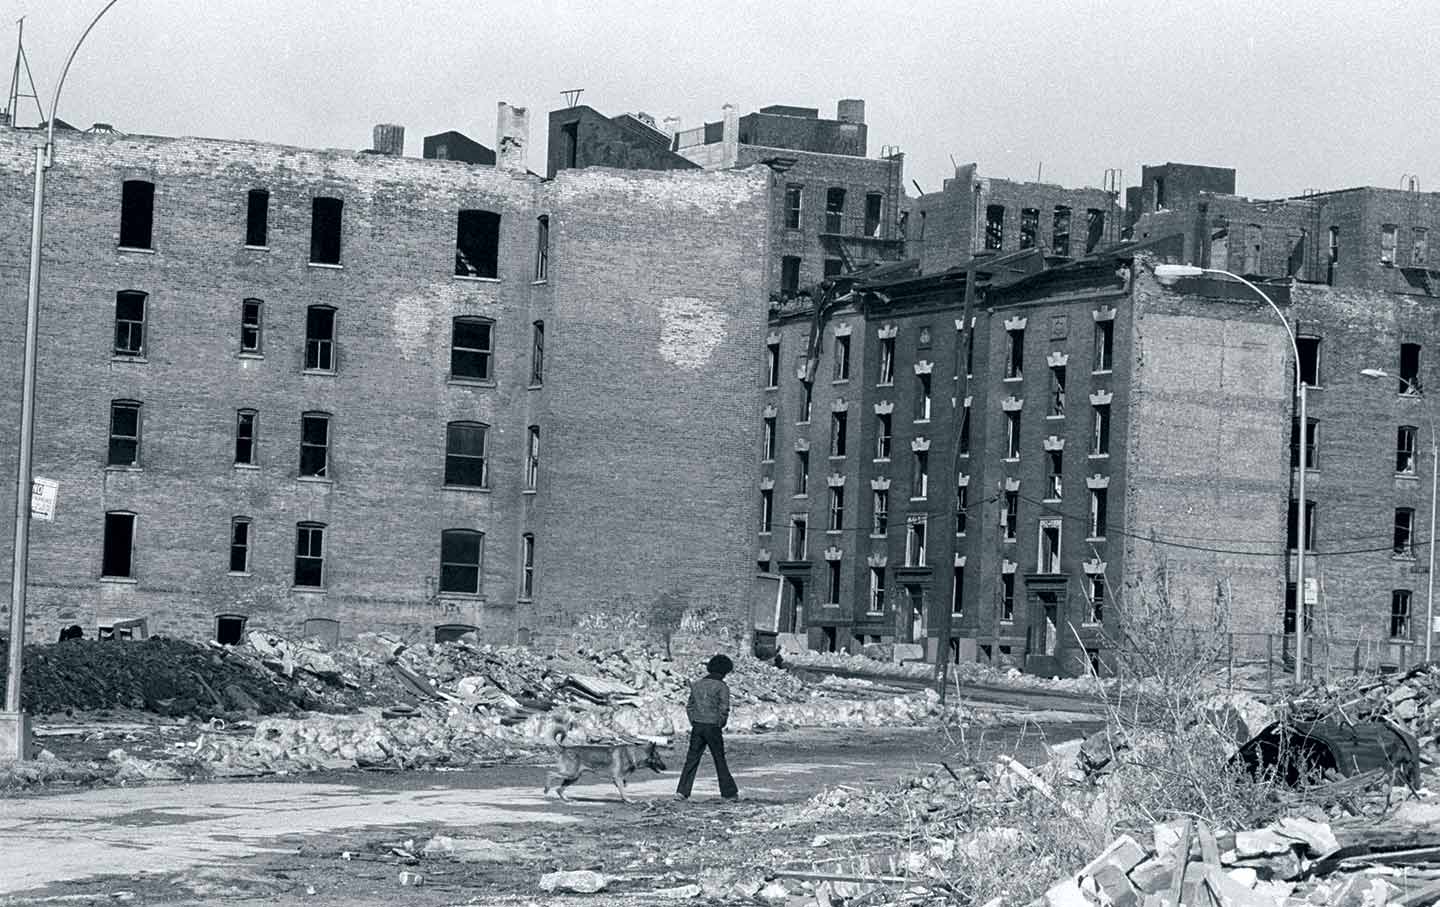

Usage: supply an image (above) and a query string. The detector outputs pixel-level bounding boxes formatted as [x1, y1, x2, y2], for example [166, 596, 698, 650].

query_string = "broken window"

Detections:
[1003, 491, 1018, 541]
[864, 193, 883, 237]
[1090, 488, 1107, 539]
[1296, 336, 1320, 386]
[780, 256, 801, 296]
[765, 339, 781, 387]
[952, 564, 965, 615]
[1398, 425, 1418, 474]
[521, 533, 536, 599]
[784, 184, 803, 230]
[823, 258, 844, 279]
[916, 373, 932, 421]
[825, 187, 846, 233]
[966, 327, 975, 376]
[450, 317, 493, 382]
[1290, 418, 1318, 470]
[309, 196, 343, 265]
[1381, 224, 1398, 266]
[872, 490, 889, 535]
[119, 179, 154, 250]
[801, 381, 813, 423]
[906, 516, 927, 566]
[444, 421, 488, 488]
[246, 189, 269, 247]
[958, 402, 971, 455]
[760, 488, 773, 533]
[1401, 342, 1422, 394]
[1005, 411, 1021, 459]
[1093, 320, 1113, 372]
[216, 614, 247, 645]
[1391, 590, 1412, 638]
[299, 412, 330, 478]
[878, 336, 895, 385]
[294, 522, 325, 588]
[1038, 520, 1061, 574]
[1244, 224, 1263, 274]
[912, 449, 928, 499]
[1414, 228, 1428, 266]
[108, 400, 141, 467]
[829, 486, 844, 531]
[531, 320, 545, 385]
[762, 416, 776, 461]
[534, 215, 549, 280]
[875, 413, 892, 459]
[985, 204, 1005, 250]
[1046, 450, 1063, 499]
[833, 334, 851, 381]
[1395, 508, 1416, 558]
[1153, 176, 1167, 209]
[826, 559, 842, 604]
[1019, 207, 1039, 249]
[455, 209, 501, 278]
[102, 511, 136, 578]
[526, 425, 540, 489]
[1085, 208, 1105, 253]
[1087, 576, 1105, 622]
[229, 517, 252, 573]
[1005, 327, 1024, 379]
[235, 409, 257, 465]
[1001, 573, 1015, 620]
[790, 517, 808, 560]
[439, 529, 483, 595]
[869, 567, 886, 612]
[560, 121, 578, 169]
[304, 306, 336, 372]
[1050, 365, 1066, 416]
[241, 298, 263, 353]
[796, 450, 809, 495]
[1092, 404, 1110, 455]
[1052, 206, 1072, 257]
[114, 290, 146, 357]
[955, 483, 968, 535]
[1286, 499, 1316, 551]
[830, 410, 847, 457]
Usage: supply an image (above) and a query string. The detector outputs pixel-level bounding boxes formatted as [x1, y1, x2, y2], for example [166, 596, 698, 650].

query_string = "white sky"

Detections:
[4, 0, 1437, 199]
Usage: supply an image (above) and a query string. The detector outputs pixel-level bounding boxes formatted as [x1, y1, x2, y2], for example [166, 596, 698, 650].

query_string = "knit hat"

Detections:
[706, 654, 734, 676]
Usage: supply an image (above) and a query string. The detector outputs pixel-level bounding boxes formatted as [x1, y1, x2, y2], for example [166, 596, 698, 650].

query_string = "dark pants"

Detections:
[675, 723, 737, 798]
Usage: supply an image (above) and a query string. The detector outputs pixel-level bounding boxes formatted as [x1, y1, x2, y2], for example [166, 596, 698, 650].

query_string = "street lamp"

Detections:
[3, 0, 124, 760]
[1360, 367, 1436, 663]
[1152, 264, 1310, 683]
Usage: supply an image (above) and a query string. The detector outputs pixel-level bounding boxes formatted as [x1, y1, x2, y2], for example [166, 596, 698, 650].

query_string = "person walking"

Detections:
[674, 653, 739, 801]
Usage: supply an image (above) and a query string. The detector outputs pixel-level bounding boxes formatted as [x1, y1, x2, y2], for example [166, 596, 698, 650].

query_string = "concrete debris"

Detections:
[538, 869, 608, 893]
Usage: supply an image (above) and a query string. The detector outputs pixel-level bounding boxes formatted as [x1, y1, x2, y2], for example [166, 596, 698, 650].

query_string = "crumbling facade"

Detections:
[0, 107, 770, 649]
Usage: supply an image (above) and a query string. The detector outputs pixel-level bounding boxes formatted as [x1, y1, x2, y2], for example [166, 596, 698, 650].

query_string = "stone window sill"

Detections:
[116, 246, 155, 255]
[100, 576, 138, 584]
[448, 377, 497, 388]
[111, 354, 147, 363]
[453, 274, 500, 283]
[307, 262, 343, 270]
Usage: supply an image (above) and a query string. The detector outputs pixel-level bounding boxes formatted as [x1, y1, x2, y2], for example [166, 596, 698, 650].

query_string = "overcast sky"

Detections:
[4, 1, 1435, 200]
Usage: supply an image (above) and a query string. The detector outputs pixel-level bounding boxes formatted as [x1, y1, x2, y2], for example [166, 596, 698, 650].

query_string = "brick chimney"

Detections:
[372, 123, 405, 156]
[496, 102, 530, 172]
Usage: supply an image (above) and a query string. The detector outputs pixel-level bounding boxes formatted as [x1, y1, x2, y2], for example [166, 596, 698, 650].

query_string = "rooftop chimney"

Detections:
[662, 115, 681, 136]
[496, 102, 529, 172]
[372, 123, 405, 156]
[837, 99, 865, 125]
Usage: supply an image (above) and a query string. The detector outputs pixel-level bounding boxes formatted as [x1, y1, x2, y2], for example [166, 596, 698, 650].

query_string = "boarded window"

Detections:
[108, 400, 141, 467]
[456, 209, 501, 278]
[119, 180, 154, 249]
[246, 189, 269, 247]
[299, 412, 330, 477]
[450, 317, 493, 381]
[305, 306, 335, 371]
[294, 522, 325, 587]
[985, 205, 1005, 250]
[102, 511, 136, 578]
[309, 197, 343, 264]
[444, 421, 488, 487]
[114, 291, 146, 357]
[439, 529, 483, 594]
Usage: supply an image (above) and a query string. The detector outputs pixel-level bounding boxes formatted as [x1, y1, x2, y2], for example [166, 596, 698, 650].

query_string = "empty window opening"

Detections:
[119, 179, 154, 250]
[872, 489, 889, 535]
[216, 614, 247, 645]
[450, 317, 493, 381]
[305, 306, 336, 372]
[830, 410, 847, 456]
[294, 522, 325, 587]
[1019, 207, 1039, 249]
[1297, 336, 1320, 386]
[912, 449, 929, 499]
[521, 533, 536, 599]
[1005, 327, 1024, 379]
[1089, 488, 1107, 538]
[114, 290, 146, 357]
[826, 559, 842, 604]
[825, 187, 846, 233]
[780, 256, 802, 296]
[246, 189, 269, 247]
[1395, 508, 1416, 558]
[241, 298, 263, 353]
[229, 518, 252, 573]
[560, 121, 578, 168]
[531, 320, 545, 385]
[1287, 499, 1317, 551]
[790, 516, 808, 560]
[1288, 230, 1308, 276]
[1092, 404, 1111, 455]
[1401, 342, 1422, 394]
[1381, 224, 1398, 266]
[828, 486, 845, 531]
[906, 517, 927, 566]
[1039, 520, 1061, 573]
[878, 336, 895, 384]
[1398, 425, 1418, 474]
[1005, 411, 1021, 459]
[1290, 417, 1318, 470]
[1085, 208, 1105, 253]
[955, 483, 968, 534]
[833, 334, 851, 381]
[875, 413, 892, 459]
[1244, 223, 1263, 274]
[952, 565, 965, 615]
[760, 488, 773, 533]
[916, 372, 932, 420]
[455, 209, 501, 278]
[1052, 206, 1072, 257]
[309, 196, 343, 265]
[108, 400, 141, 467]
[1391, 590, 1412, 638]
[795, 450, 809, 495]
[1093, 320, 1113, 372]
[1003, 491, 1018, 541]
[440, 528, 483, 595]
[534, 215, 549, 280]
[1001, 573, 1015, 620]
[1414, 227, 1429, 266]
[784, 184, 803, 230]
[1050, 365, 1066, 416]
[869, 567, 886, 612]
[801, 381, 813, 423]
[235, 409, 257, 465]
[762, 416, 777, 461]
[1046, 450, 1063, 499]
[765, 339, 781, 387]
[823, 258, 844, 279]
[299, 412, 330, 478]
[526, 425, 540, 489]
[1153, 176, 1167, 209]
[1087, 577, 1105, 623]
[958, 403, 971, 455]
[102, 511, 136, 578]
[445, 421, 488, 488]
[864, 192, 883, 237]
[985, 204, 1005, 250]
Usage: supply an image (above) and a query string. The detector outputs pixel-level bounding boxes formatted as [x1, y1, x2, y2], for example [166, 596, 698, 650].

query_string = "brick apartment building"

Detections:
[548, 99, 906, 299]
[0, 105, 771, 649]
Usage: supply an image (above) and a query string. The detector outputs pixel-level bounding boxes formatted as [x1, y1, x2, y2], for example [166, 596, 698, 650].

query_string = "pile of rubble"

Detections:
[1287, 661, 1440, 746]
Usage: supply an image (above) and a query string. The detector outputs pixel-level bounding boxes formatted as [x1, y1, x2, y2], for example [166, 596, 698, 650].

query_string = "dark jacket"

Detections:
[686, 673, 731, 727]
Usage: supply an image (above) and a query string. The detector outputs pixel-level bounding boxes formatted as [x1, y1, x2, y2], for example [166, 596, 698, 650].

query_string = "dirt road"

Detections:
[1, 720, 1098, 905]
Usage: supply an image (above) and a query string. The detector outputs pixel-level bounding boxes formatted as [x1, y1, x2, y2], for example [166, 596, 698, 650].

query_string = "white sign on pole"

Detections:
[1432, 614, 1440, 634]
[30, 477, 58, 521]
[1303, 577, 1319, 605]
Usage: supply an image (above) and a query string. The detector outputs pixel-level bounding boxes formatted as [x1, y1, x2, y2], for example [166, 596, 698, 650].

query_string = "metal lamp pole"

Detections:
[3, 0, 123, 758]
[1153, 264, 1308, 683]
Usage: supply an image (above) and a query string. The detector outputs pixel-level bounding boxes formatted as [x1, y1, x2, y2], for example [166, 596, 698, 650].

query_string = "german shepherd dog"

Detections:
[542, 720, 667, 802]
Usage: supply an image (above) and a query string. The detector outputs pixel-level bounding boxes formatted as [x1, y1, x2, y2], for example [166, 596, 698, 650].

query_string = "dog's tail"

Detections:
[543, 715, 570, 748]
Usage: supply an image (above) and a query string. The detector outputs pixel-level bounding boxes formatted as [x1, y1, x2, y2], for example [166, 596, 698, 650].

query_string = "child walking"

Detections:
[674, 654, 739, 801]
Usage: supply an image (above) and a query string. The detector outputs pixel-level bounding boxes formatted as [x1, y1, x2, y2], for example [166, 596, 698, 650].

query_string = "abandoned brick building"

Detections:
[761, 163, 1440, 674]
[0, 104, 770, 648]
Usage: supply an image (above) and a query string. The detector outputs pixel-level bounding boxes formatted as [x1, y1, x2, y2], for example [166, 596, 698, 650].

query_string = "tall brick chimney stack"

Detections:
[372, 123, 405, 156]
[837, 99, 865, 125]
[720, 103, 739, 169]
[496, 102, 530, 172]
